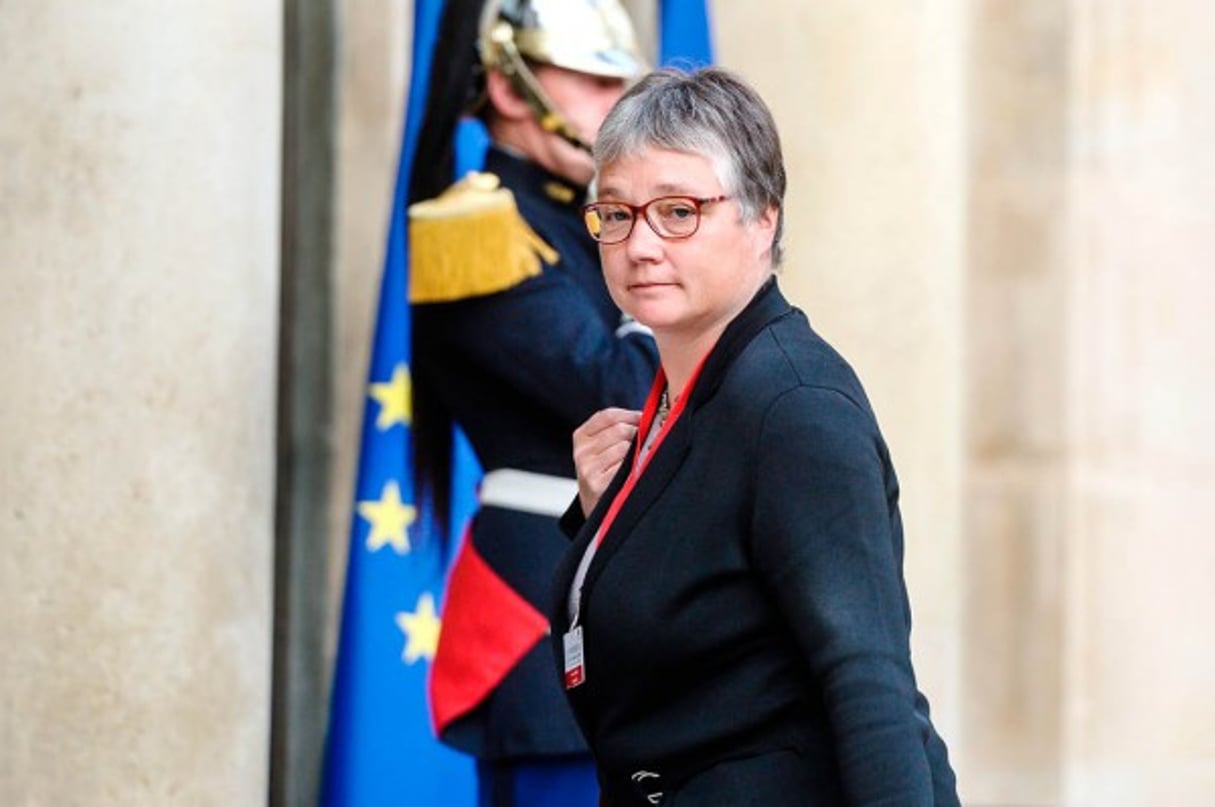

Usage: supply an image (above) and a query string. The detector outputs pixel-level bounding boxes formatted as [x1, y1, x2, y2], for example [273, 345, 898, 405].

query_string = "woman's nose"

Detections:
[624, 215, 664, 260]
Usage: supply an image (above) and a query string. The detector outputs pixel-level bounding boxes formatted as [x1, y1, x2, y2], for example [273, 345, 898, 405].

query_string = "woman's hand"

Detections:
[573, 408, 641, 516]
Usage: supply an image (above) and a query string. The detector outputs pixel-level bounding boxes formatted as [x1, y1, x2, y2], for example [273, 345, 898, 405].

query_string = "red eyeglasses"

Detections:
[582, 195, 730, 244]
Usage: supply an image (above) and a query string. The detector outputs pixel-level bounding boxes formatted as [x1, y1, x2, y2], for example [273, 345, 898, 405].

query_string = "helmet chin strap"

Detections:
[535, 108, 594, 155]
[489, 21, 594, 155]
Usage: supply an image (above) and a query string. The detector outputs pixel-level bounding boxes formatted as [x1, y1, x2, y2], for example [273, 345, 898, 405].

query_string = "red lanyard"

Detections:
[593, 355, 709, 546]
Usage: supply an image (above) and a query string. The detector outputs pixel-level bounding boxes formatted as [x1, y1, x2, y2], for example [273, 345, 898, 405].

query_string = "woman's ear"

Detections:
[754, 205, 779, 255]
[485, 70, 532, 122]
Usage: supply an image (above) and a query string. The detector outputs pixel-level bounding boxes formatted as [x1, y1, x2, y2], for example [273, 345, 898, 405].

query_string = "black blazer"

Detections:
[551, 280, 959, 806]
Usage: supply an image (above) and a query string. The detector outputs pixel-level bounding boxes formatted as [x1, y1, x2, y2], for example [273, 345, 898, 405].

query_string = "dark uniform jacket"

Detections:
[415, 146, 659, 760]
[551, 280, 959, 805]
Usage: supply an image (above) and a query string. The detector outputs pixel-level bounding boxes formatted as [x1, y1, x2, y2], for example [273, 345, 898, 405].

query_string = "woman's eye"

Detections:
[604, 208, 632, 223]
[660, 203, 695, 219]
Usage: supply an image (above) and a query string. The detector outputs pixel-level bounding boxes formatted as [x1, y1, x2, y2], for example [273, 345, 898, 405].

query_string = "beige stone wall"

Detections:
[5, 0, 1214, 804]
[960, 1, 1215, 803]
[0, 2, 280, 805]
[1061, 1, 1215, 802]
[964, 5, 1072, 800]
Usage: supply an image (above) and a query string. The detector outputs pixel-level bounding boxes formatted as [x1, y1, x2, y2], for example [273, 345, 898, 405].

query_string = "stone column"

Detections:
[1062, 1, 1215, 803]
[964, 3, 1071, 802]
[0, 2, 280, 804]
[967, 1, 1215, 803]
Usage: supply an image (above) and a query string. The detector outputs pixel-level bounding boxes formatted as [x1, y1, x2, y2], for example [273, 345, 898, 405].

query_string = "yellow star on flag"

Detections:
[396, 592, 441, 664]
[357, 480, 416, 553]
[368, 363, 411, 431]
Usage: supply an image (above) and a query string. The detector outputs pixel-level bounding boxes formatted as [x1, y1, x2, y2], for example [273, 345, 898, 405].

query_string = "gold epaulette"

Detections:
[408, 171, 559, 303]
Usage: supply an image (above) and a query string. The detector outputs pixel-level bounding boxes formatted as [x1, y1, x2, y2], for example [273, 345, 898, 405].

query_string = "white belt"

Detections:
[478, 468, 579, 518]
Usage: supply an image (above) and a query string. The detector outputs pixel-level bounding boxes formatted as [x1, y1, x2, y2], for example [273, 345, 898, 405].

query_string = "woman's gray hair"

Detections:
[593, 66, 787, 267]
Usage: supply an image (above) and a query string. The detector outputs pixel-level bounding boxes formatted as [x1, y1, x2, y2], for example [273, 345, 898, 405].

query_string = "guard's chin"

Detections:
[564, 161, 595, 188]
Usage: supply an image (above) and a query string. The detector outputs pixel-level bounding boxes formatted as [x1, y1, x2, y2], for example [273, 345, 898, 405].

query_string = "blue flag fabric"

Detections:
[659, 0, 715, 67]
[321, 0, 477, 804]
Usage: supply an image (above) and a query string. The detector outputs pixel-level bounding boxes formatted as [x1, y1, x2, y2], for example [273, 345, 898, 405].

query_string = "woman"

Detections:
[549, 67, 960, 806]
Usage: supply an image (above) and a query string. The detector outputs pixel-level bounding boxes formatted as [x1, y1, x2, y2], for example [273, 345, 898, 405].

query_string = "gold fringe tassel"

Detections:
[409, 172, 559, 303]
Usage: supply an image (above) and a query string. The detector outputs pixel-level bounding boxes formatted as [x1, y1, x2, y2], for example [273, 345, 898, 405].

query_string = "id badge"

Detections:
[563, 626, 585, 689]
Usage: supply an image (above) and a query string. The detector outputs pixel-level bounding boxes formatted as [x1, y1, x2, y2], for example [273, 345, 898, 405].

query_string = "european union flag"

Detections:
[321, 0, 477, 804]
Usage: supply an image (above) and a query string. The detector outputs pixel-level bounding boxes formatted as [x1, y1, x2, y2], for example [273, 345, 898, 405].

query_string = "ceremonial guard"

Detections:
[409, 2, 658, 804]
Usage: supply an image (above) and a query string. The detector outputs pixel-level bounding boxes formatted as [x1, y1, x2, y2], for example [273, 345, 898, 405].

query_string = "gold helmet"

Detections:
[477, 0, 646, 151]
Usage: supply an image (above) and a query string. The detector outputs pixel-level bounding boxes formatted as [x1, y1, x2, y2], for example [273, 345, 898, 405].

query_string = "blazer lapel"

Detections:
[577, 279, 796, 594]
[581, 415, 692, 591]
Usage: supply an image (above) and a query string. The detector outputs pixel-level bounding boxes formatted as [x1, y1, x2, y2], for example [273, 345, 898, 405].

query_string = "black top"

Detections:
[552, 280, 959, 805]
